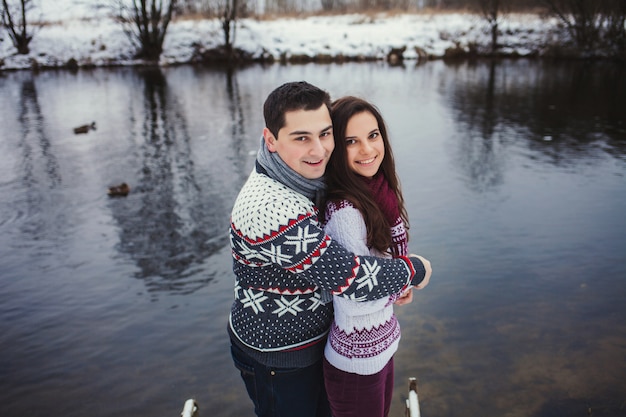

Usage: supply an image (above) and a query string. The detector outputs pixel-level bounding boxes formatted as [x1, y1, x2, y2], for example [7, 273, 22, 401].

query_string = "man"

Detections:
[228, 81, 431, 417]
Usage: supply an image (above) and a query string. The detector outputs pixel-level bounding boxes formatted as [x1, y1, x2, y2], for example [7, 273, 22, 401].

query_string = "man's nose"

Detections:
[310, 138, 325, 155]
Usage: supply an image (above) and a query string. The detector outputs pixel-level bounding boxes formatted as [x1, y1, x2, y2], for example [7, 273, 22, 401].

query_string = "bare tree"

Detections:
[1, 0, 35, 54]
[542, 0, 626, 56]
[209, 0, 249, 61]
[221, 0, 238, 57]
[321, 0, 336, 12]
[474, 0, 507, 54]
[113, 0, 177, 61]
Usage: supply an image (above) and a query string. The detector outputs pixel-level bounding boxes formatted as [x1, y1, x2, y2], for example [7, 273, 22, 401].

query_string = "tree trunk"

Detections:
[1, 0, 33, 54]
[130, 0, 176, 61]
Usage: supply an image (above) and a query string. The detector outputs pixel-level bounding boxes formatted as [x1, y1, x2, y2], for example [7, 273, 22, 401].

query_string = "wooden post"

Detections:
[181, 399, 198, 417]
[405, 377, 420, 417]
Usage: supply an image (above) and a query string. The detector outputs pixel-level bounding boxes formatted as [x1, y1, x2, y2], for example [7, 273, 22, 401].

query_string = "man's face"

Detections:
[264, 105, 334, 180]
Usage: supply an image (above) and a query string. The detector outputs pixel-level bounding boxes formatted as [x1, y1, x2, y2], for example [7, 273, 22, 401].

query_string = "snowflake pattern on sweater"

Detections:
[229, 170, 424, 355]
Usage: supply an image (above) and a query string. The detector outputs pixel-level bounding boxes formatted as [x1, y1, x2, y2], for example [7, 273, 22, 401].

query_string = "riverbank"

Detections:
[0, 11, 572, 71]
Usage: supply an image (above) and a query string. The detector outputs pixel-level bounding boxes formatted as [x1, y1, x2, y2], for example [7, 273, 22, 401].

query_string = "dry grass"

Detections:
[168, 6, 550, 24]
[240, 7, 479, 22]
[175, 13, 214, 22]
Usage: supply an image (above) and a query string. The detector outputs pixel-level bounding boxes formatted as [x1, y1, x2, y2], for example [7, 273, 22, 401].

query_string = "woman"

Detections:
[321, 96, 431, 417]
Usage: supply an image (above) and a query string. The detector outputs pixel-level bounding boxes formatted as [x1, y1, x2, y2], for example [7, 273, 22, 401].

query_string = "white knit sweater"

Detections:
[323, 200, 404, 375]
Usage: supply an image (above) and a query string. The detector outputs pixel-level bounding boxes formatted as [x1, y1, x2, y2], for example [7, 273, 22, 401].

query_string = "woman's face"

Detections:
[344, 111, 385, 178]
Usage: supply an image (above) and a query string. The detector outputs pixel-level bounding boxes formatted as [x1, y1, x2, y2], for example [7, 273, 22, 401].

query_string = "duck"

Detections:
[107, 182, 130, 197]
[73, 121, 96, 134]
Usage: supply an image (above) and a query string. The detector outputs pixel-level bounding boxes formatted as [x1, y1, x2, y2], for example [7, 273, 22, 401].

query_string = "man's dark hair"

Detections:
[263, 81, 332, 138]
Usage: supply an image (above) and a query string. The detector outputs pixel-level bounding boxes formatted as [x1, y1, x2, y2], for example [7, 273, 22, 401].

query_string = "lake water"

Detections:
[1, 60, 625, 417]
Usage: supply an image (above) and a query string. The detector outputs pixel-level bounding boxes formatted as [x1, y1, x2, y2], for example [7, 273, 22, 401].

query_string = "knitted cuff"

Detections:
[408, 257, 427, 287]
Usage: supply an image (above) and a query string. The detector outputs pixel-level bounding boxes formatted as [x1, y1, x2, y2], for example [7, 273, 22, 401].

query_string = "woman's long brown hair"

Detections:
[322, 96, 409, 254]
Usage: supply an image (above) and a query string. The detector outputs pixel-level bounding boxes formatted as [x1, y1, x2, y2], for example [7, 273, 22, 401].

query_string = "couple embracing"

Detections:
[228, 81, 432, 417]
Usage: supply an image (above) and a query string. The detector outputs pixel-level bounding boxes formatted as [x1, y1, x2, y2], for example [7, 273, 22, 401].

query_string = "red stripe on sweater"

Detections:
[231, 212, 316, 245]
[331, 257, 360, 295]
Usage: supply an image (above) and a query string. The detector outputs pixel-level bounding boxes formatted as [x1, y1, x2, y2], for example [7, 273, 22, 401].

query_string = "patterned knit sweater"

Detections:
[323, 200, 407, 375]
[229, 168, 426, 368]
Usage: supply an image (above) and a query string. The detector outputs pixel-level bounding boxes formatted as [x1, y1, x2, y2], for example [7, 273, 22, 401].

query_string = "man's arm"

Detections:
[300, 235, 426, 301]
[323, 203, 407, 302]
[231, 209, 426, 302]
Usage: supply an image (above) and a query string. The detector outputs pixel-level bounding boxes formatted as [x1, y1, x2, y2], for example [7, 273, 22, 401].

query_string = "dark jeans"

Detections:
[231, 343, 332, 417]
[323, 357, 394, 417]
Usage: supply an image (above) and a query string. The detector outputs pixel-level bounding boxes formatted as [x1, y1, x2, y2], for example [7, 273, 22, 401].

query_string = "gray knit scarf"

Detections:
[256, 136, 326, 206]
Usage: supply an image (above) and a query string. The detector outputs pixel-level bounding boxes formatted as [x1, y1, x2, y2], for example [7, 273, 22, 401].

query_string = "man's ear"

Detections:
[263, 127, 277, 153]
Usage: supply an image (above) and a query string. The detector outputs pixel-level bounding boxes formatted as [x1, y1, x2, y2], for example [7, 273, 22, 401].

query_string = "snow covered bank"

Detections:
[1, 12, 563, 71]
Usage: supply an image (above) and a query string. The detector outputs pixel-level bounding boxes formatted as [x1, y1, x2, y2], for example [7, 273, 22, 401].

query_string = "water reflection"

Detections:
[225, 67, 250, 177]
[446, 60, 626, 191]
[448, 60, 506, 192]
[14, 77, 69, 244]
[108, 68, 224, 294]
[18, 78, 62, 188]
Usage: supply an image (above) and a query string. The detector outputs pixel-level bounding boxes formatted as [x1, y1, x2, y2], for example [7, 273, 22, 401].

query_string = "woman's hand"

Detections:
[394, 288, 413, 306]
